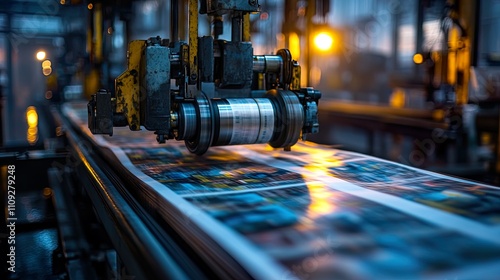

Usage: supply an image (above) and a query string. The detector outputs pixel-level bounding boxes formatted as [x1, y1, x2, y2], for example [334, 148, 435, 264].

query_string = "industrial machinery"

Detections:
[87, 0, 321, 155]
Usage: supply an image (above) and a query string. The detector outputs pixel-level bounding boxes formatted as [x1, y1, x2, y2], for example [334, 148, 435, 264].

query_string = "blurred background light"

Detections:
[26, 106, 39, 145]
[36, 51, 46, 61]
[313, 32, 334, 52]
[289, 32, 300, 60]
[26, 106, 38, 128]
[413, 53, 424, 64]
[42, 60, 52, 68]
[43, 67, 53, 76]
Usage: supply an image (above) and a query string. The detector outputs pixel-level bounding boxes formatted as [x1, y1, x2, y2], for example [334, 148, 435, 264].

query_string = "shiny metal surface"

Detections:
[254, 98, 275, 143]
[266, 90, 304, 148]
[212, 100, 233, 145]
[217, 98, 274, 145]
[177, 103, 197, 140]
[54, 108, 189, 280]
[180, 91, 303, 150]
[252, 55, 282, 73]
[88, 33, 320, 154]
[192, 98, 275, 146]
[224, 99, 260, 144]
[87, 0, 321, 155]
[185, 95, 212, 155]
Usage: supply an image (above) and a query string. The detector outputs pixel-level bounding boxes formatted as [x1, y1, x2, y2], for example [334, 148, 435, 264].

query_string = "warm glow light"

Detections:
[43, 67, 52, 76]
[87, 3, 93, 9]
[42, 59, 51, 68]
[60, 0, 66, 4]
[27, 134, 38, 144]
[310, 66, 322, 87]
[26, 106, 39, 145]
[36, 51, 46, 61]
[390, 88, 406, 108]
[43, 187, 53, 198]
[306, 182, 337, 218]
[448, 51, 457, 84]
[432, 109, 445, 121]
[313, 32, 334, 52]
[289, 32, 300, 60]
[26, 106, 38, 127]
[413, 53, 424, 64]
[28, 127, 38, 135]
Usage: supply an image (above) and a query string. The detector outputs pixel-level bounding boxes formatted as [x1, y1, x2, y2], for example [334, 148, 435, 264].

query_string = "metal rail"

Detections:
[53, 108, 189, 280]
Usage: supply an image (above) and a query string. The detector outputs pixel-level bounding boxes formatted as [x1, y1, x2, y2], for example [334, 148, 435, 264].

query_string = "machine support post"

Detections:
[171, 0, 179, 42]
[188, 0, 198, 85]
[231, 12, 242, 42]
[242, 13, 251, 42]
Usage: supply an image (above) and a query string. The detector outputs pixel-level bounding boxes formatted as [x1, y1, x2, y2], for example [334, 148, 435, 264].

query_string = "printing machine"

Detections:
[82, 1, 322, 276]
[4, 1, 500, 280]
[87, 0, 321, 154]
[4, 0, 322, 279]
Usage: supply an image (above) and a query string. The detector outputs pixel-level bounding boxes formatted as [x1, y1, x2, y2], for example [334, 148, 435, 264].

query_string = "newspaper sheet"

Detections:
[66, 102, 500, 280]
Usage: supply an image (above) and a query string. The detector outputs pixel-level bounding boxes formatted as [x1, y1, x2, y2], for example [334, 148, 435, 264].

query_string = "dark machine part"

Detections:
[200, 0, 260, 15]
[87, 0, 321, 155]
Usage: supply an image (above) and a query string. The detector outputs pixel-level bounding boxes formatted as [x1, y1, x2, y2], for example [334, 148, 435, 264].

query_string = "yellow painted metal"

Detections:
[243, 13, 251, 42]
[94, 3, 103, 63]
[84, 2, 102, 99]
[86, 23, 91, 55]
[115, 40, 145, 131]
[291, 61, 301, 91]
[289, 32, 300, 60]
[457, 40, 470, 105]
[84, 68, 100, 99]
[188, 0, 198, 85]
[457, 0, 475, 106]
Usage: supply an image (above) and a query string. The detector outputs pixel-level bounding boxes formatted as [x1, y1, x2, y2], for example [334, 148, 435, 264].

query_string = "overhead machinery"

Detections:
[88, 0, 321, 154]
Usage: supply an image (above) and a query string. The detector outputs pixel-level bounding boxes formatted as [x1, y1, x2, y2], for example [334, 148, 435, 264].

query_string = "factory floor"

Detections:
[2, 190, 59, 280]
[1, 160, 114, 280]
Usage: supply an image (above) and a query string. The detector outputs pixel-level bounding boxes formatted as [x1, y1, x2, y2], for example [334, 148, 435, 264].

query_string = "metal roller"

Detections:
[266, 89, 304, 149]
[87, 3, 322, 155]
[184, 95, 212, 155]
[253, 55, 282, 73]
[211, 98, 275, 146]
[176, 103, 197, 140]
[177, 89, 304, 153]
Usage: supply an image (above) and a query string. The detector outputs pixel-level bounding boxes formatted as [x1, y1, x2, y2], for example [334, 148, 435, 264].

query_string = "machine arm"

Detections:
[88, 0, 321, 155]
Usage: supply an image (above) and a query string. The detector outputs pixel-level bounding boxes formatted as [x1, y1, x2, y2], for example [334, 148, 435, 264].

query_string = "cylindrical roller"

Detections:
[211, 98, 275, 146]
[176, 102, 197, 140]
[184, 95, 212, 155]
[254, 98, 275, 143]
[266, 89, 304, 148]
[177, 90, 304, 154]
[253, 55, 282, 73]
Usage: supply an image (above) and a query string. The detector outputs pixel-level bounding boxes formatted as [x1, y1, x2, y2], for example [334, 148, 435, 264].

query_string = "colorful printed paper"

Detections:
[64, 102, 500, 279]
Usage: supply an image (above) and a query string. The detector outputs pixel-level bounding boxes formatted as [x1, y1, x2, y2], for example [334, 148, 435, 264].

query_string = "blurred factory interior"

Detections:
[1, 0, 500, 279]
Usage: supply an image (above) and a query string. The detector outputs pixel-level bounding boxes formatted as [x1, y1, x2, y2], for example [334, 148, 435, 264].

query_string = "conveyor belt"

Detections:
[61, 102, 500, 279]
[53, 107, 202, 279]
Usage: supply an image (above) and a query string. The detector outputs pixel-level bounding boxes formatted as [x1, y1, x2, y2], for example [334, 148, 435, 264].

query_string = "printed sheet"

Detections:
[67, 102, 500, 280]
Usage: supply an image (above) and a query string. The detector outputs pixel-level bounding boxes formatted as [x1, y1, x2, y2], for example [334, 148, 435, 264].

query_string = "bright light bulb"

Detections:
[43, 67, 52, 76]
[413, 53, 424, 64]
[36, 51, 46, 61]
[26, 106, 38, 127]
[42, 59, 51, 68]
[314, 32, 334, 52]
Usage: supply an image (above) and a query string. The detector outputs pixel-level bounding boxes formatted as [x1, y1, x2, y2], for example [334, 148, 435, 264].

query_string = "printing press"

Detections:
[2, 1, 500, 279]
